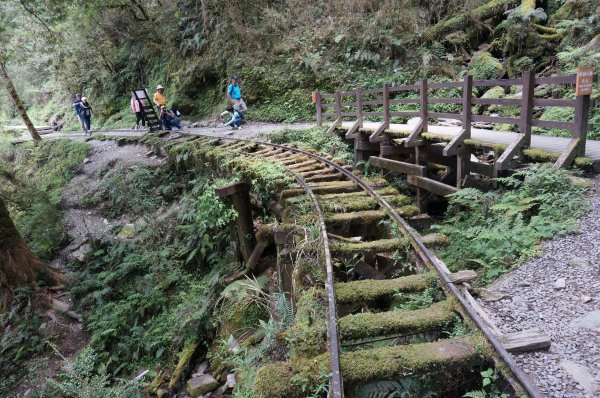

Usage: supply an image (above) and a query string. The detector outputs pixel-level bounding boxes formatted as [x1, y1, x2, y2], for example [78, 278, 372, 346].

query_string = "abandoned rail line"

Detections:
[150, 132, 548, 397]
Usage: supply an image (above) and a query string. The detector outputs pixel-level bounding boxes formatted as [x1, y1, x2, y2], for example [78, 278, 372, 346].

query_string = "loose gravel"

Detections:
[479, 176, 600, 398]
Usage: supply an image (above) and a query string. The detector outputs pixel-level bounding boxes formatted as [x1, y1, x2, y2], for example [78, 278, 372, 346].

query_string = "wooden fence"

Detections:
[313, 70, 595, 170]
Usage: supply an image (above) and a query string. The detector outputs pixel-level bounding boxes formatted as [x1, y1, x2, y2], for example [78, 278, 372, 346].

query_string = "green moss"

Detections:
[339, 301, 454, 341]
[468, 52, 504, 80]
[398, 205, 420, 217]
[253, 336, 485, 398]
[168, 342, 198, 390]
[286, 289, 329, 358]
[574, 157, 594, 167]
[282, 179, 387, 198]
[421, 233, 450, 248]
[335, 273, 436, 305]
[523, 148, 560, 162]
[331, 238, 408, 256]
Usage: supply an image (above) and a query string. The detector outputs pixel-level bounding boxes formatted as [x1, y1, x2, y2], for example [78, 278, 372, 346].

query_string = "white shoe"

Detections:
[237, 126, 242, 130]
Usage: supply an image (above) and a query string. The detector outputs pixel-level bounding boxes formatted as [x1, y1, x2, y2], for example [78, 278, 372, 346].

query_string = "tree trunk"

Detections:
[0, 60, 42, 145]
[0, 197, 59, 310]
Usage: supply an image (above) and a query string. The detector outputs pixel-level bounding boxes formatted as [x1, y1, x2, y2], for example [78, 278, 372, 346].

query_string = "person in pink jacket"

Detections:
[131, 94, 146, 130]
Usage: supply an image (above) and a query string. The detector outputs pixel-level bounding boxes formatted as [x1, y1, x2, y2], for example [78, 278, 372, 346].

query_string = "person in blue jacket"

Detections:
[226, 75, 247, 113]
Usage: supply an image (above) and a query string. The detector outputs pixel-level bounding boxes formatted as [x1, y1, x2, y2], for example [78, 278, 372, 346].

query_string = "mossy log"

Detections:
[253, 336, 484, 398]
[422, 0, 520, 41]
[421, 232, 451, 248]
[339, 301, 455, 341]
[335, 273, 436, 305]
[168, 342, 198, 390]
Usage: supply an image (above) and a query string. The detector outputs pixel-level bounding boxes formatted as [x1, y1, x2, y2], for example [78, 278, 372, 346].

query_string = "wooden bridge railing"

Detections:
[313, 69, 595, 170]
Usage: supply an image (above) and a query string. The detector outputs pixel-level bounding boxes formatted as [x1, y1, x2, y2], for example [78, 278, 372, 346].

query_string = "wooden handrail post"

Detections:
[463, 75, 473, 139]
[315, 91, 322, 126]
[335, 91, 342, 121]
[383, 84, 390, 127]
[356, 88, 363, 128]
[420, 79, 428, 133]
[521, 70, 535, 148]
[573, 93, 591, 157]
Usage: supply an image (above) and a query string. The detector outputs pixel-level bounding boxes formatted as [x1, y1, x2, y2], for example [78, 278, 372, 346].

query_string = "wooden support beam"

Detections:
[448, 270, 477, 284]
[521, 70, 534, 148]
[573, 92, 591, 154]
[325, 118, 341, 137]
[315, 91, 322, 126]
[443, 128, 469, 156]
[356, 87, 364, 128]
[215, 182, 255, 262]
[345, 119, 362, 139]
[499, 329, 551, 353]
[368, 121, 387, 143]
[554, 138, 581, 169]
[407, 175, 458, 197]
[368, 156, 426, 176]
[495, 133, 527, 171]
[404, 118, 425, 148]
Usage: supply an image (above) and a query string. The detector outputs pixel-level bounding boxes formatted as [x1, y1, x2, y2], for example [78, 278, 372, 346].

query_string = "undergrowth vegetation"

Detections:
[267, 126, 353, 163]
[0, 140, 90, 259]
[435, 165, 590, 285]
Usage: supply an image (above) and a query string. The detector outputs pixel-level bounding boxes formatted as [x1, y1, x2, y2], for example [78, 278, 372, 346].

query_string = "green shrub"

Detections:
[468, 52, 504, 81]
[435, 166, 590, 285]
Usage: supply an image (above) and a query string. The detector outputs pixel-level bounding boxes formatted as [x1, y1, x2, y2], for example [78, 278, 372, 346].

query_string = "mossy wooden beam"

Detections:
[281, 179, 387, 198]
[335, 273, 436, 305]
[253, 336, 485, 398]
[339, 301, 455, 341]
[422, 0, 520, 41]
[331, 238, 408, 256]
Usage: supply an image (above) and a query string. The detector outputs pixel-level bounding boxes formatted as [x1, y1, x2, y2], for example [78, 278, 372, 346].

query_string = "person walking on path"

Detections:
[131, 94, 146, 130]
[72, 93, 85, 132]
[154, 85, 167, 109]
[226, 75, 247, 113]
[80, 97, 93, 135]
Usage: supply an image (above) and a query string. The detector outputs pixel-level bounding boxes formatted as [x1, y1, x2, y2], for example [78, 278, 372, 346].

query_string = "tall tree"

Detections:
[0, 58, 42, 144]
[0, 197, 59, 310]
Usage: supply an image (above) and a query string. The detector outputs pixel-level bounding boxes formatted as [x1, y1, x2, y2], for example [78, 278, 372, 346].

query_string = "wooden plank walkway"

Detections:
[340, 120, 600, 160]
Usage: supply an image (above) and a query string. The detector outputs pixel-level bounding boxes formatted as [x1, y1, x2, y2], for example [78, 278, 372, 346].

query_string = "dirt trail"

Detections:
[18, 140, 165, 396]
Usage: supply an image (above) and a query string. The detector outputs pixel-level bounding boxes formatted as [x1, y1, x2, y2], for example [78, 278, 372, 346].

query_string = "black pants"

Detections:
[135, 112, 146, 126]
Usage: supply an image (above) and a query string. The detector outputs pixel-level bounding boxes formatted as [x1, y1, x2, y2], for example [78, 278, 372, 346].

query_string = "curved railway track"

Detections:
[41, 129, 543, 397]
[173, 133, 543, 398]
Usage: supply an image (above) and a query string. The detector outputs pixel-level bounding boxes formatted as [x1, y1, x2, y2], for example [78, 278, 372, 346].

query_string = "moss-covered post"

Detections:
[215, 182, 255, 262]
[274, 225, 295, 296]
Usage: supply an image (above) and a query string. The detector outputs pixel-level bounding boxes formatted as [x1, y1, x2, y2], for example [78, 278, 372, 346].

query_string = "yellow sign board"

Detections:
[576, 66, 594, 96]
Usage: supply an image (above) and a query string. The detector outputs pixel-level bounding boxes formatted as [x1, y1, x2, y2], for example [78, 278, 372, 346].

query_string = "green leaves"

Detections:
[437, 165, 590, 285]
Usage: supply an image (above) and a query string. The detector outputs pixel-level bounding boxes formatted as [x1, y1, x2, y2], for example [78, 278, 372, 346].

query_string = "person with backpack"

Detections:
[130, 93, 146, 130]
[226, 75, 247, 113]
[80, 97, 93, 134]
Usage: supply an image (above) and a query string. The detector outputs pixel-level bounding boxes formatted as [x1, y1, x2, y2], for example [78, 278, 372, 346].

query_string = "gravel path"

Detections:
[51, 140, 164, 269]
[479, 176, 600, 398]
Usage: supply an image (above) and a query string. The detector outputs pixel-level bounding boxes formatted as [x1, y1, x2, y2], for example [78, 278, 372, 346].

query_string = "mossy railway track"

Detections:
[40, 130, 543, 397]
[162, 133, 544, 398]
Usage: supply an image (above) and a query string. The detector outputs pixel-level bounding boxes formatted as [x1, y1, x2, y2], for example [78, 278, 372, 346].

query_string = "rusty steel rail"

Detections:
[185, 133, 544, 398]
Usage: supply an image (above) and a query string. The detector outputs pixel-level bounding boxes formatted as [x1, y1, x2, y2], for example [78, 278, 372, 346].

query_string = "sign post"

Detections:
[576, 66, 594, 96]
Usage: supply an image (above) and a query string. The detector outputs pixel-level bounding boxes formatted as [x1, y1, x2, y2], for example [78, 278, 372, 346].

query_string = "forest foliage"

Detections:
[0, 0, 599, 135]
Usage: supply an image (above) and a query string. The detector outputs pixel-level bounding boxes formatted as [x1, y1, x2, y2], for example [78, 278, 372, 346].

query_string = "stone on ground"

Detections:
[569, 310, 600, 332]
[559, 359, 600, 394]
[187, 374, 219, 397]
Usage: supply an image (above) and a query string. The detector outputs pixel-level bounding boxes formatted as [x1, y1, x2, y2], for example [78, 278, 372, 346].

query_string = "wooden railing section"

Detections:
[313, 70, 595, 170]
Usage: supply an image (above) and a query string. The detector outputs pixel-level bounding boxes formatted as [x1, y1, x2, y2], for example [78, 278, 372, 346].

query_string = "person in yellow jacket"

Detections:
[153, 85, 167, 109]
